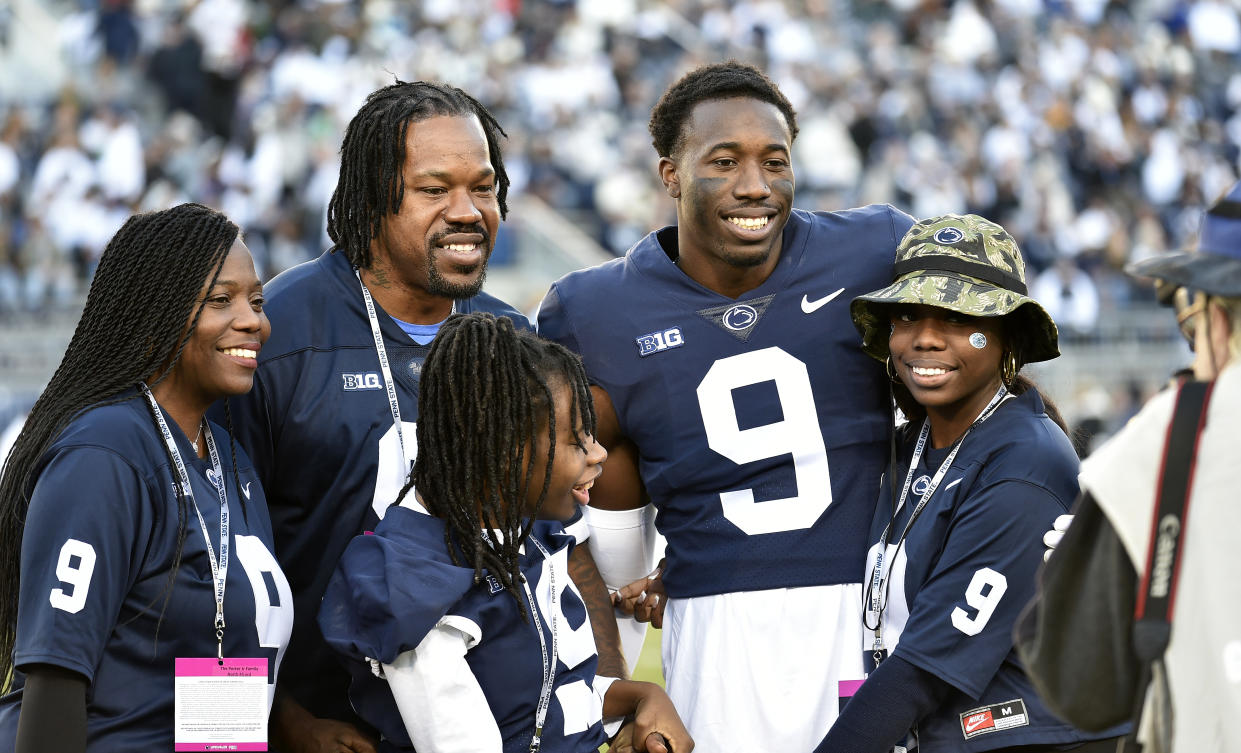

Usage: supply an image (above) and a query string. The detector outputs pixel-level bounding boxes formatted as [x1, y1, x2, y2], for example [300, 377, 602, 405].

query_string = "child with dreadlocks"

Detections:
[319, 313, 692, 753]
[0, 203, 293, 752]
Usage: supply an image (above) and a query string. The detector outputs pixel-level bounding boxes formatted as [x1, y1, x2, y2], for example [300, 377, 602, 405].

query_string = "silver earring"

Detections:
[969, 332, 987, 349]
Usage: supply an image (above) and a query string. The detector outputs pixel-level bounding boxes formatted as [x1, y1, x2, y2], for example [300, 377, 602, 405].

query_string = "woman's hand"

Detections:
[270, 690, 377, 753]
[280, 717, 377, 753]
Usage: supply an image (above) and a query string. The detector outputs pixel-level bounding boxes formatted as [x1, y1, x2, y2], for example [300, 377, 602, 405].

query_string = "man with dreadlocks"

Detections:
[0, 204, 293, 752]
[319, 313, 691, 753]
[538, 61, 915, 751]
[221, 80, 623, 752]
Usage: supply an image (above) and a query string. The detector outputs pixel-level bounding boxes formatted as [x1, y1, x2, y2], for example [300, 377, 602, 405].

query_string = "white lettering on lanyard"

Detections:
[142, 385, 231, 657]
[866, 385, 1012, 654]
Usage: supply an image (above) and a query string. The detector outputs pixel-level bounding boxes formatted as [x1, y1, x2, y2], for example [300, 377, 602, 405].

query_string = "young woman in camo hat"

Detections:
[814, 214, 1125, 752]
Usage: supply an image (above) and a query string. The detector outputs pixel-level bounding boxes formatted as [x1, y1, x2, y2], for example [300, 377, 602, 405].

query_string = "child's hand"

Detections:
[608, 722, 673, 753]
[628, 683, 693, 752]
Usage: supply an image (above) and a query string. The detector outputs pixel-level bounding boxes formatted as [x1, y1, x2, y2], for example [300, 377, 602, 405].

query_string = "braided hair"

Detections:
[403, 313, 595, 615]
[649, 60, 799, 160]
[327, 80, 510, 270]
[0, 203, 243, 686]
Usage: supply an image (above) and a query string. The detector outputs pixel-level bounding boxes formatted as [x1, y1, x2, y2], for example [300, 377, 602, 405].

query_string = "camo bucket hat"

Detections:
[851, 213, 1059, 364]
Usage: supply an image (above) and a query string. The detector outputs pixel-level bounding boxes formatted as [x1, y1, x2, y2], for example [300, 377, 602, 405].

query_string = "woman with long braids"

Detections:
[0, 204, 293, 752]
[814, 215, 1124, 752]
[319, 312, 691, 753]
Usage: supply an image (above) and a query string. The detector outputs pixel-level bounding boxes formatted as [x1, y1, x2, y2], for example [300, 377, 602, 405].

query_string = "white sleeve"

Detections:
[584, 504, 665, 671]
[592, 675, 626, 738]
[584, 503, 662, 591]
[383, 618, 501, 753]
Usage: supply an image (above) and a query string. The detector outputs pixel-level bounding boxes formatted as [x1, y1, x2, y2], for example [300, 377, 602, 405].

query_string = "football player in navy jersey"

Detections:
[220, 81, 622, 752]
[538, 61, 915, 751]
[320, 313, 691, 753]
[0, 204, 293, 752]
[814, 215, 1123, 752]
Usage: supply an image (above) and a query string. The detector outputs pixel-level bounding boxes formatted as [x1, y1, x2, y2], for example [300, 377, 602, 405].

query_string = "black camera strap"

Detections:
[1123, 379, 1214, 753]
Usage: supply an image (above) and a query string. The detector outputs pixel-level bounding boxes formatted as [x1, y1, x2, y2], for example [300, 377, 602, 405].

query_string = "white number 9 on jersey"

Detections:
[696, 347, 832, 535]
[951, 567, 1008, 636]
[49, 538, 97, 614]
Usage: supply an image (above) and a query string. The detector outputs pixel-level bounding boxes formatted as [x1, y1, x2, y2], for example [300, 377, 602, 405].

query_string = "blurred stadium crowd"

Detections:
[0, 0, 1236, 446]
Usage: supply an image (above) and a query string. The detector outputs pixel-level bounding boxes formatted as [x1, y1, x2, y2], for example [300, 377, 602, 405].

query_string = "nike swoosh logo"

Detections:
[801, 287, 846, 314]
[965, 717, 988, 733]
[242, 482, 252, 500]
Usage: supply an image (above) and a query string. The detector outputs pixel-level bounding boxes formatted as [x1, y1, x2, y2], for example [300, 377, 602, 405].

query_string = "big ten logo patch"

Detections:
[635, 327, 685, 357]
[342, 372, 383, 391]
[486, 575, 504, 595]
[960, 699, 1028, 740]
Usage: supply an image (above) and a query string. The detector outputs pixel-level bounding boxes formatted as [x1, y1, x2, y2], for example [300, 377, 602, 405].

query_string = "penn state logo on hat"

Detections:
[849, 213, 1060, 366]
[933, 226, 965, 245]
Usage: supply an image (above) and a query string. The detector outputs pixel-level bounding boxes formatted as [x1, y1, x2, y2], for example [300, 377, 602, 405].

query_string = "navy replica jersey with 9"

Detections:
[0, 396, 292, 752]
[219, 248, 531, 721]
[319, 507, 609, 753]
[539, 206, 914, 597]
[867, 390, 1112, 750]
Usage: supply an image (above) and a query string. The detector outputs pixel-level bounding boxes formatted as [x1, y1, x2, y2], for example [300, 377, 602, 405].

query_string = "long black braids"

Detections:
[327, 79, 510, 269]
[0, 203, 242, 686]
[401, 313, 595, 616]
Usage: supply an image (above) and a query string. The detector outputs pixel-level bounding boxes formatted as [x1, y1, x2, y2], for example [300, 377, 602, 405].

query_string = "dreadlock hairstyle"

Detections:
[0, 203, 245, 687]
[649, 59, 799, 160]
[402, 313, 594, 616]
[327, 79, 510, 269]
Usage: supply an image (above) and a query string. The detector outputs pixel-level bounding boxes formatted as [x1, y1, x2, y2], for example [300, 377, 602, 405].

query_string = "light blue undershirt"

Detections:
[390, 314, 446, 345]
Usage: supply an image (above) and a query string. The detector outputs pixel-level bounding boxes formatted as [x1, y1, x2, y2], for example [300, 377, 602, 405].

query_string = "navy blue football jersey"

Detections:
[218, 248, 531, 723]
[539, 206, 914, 597]
[0, 395, 292, 752]
[866, 390, 1119, 750]
[320, 507, 610, 753]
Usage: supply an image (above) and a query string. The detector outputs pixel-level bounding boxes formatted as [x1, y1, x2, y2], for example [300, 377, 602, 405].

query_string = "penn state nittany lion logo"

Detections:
[723, 304, 758, 331]
[933, 227, 964, 245]
[911, 474, 932, 496]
